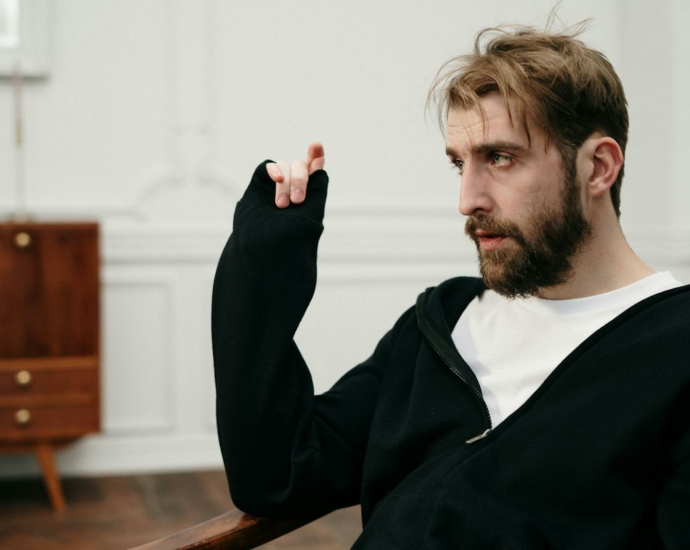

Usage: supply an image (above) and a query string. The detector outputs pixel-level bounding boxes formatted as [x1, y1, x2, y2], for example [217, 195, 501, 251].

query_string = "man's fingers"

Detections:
[266, 162, 284, 183]
[274, 161, 291, 208]
[306, 142, 325, 175]
[271, 143, 324, 208]
[289, 160, 308, 204]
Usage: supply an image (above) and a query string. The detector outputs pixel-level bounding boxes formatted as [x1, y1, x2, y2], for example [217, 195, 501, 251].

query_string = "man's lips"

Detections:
[476, 232, 508, 251]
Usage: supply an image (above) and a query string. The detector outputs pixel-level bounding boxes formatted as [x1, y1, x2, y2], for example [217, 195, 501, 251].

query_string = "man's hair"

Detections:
[429, 23, 628, 217]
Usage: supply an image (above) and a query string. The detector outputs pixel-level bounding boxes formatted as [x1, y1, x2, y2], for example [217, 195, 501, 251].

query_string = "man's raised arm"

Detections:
[211, 144, 395, 518]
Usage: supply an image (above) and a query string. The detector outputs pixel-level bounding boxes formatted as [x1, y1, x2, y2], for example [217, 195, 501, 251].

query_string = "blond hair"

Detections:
[429, 23, 628, 217]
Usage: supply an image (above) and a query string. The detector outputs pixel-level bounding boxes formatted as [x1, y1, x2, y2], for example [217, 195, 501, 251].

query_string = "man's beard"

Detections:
[465, 176, 592, 299]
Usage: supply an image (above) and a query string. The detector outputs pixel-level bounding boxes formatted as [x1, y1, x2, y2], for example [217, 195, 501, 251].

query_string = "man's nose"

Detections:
[459, 163, 492, 216]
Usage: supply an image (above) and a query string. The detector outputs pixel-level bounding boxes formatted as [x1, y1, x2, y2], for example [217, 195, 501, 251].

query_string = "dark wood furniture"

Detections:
[131, 508, 325, 550]
[0, 222, 100, 512]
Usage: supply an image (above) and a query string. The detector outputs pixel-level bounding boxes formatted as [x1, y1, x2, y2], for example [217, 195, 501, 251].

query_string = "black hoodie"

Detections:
[212, 161, 690, 549]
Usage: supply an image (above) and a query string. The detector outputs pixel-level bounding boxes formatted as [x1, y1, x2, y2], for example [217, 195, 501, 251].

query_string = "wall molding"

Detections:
[99, 206, 690, 273]
[2, 202, 686, 273]
[101, 272, 178, 435]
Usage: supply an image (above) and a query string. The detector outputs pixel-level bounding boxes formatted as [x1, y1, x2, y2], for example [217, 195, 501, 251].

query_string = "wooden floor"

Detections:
[0, 470, 362, 550]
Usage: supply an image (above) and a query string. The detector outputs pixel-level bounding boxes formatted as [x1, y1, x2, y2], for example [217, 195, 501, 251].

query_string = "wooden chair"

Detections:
[130, 508, 326, 550]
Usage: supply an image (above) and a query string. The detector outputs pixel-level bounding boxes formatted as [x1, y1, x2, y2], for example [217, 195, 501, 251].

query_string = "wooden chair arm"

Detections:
[130, 508, 326, 550]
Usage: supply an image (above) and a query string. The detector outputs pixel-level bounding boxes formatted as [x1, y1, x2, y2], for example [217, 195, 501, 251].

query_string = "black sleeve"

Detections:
[211, 161, 399, 517]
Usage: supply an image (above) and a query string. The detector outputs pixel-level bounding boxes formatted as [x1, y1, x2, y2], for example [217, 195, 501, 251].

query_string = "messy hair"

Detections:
[428, 22, 628, 217]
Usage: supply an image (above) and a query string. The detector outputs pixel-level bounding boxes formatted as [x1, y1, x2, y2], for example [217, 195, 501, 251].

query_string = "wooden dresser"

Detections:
[0, 222, 100, 511]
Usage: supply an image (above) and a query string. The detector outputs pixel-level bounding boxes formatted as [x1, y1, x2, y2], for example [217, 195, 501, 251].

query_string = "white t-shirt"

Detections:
[451, 272, 684, 427]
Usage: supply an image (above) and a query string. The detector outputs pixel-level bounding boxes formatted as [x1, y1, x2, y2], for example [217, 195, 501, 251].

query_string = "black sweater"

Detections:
[212, 161, 690, 549]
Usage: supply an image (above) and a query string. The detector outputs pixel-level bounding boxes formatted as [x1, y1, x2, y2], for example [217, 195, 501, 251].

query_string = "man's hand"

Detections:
[266, 142, 325, 208]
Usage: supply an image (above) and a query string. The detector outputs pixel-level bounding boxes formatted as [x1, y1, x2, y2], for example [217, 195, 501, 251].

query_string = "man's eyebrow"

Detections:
[445, 141, 527, 158]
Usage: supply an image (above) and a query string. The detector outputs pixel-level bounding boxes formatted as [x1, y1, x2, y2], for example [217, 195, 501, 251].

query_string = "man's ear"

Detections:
[586, 136, 624, 198]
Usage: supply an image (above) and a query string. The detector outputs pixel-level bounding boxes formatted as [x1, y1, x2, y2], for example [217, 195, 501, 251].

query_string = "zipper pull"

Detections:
[466, 429, 491, 444]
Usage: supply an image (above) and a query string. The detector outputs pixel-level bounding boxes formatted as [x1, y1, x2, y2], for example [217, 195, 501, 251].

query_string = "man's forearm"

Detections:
[212, 161, 328, 511]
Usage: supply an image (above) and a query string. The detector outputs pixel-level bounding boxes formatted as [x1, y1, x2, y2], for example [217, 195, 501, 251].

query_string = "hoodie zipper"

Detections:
[416, 292, 492, 443]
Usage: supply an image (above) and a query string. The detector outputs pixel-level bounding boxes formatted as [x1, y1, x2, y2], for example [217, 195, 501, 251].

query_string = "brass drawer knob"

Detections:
[14, 409, 32, 427]
[15, 370, 33, 388]
[14, 232, 32, 249]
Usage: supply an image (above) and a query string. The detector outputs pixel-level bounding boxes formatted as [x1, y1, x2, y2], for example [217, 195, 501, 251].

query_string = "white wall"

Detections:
[0, 0, 688, 477]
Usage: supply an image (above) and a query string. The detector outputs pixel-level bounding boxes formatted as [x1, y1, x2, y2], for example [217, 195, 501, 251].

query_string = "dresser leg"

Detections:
[35, 444, 66, 512]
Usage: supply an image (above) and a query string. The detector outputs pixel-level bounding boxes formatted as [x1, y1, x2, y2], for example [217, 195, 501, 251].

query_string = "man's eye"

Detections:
[449, 159, 464, 174]
[490, 153, 512, 167]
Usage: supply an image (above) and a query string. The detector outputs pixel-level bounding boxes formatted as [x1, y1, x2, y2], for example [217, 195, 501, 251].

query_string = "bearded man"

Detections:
[212, 24, 690, 548]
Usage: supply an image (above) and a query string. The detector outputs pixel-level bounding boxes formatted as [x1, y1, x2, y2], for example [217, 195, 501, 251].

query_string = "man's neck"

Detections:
[537, 219, 656, 301]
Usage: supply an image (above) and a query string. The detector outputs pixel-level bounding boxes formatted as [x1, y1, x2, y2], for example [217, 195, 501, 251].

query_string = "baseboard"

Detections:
[0, 433, 225, 478]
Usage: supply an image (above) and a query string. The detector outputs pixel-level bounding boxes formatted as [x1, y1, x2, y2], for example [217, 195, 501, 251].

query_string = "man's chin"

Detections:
[478, 253, 575, 299]
[477, 255, 542, 299]
[480, 275, 540, 299]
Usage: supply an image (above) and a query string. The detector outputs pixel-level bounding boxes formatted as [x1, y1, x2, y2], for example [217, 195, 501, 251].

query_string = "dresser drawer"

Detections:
[0, 223, 99, 359]
[0, 405, 99, 442]
[0, 367, 98, 396]
[0, 356, 98, 395]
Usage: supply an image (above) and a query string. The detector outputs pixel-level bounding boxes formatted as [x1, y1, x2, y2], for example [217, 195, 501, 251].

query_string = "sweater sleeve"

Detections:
[211, 161, 396, 517]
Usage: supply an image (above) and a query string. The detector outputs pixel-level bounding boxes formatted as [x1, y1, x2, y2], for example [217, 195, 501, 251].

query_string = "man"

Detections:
[212, 24, 690, 548]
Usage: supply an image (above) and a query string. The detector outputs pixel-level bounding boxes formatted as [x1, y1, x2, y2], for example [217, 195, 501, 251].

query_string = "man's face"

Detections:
[445, 93, 592, 298]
